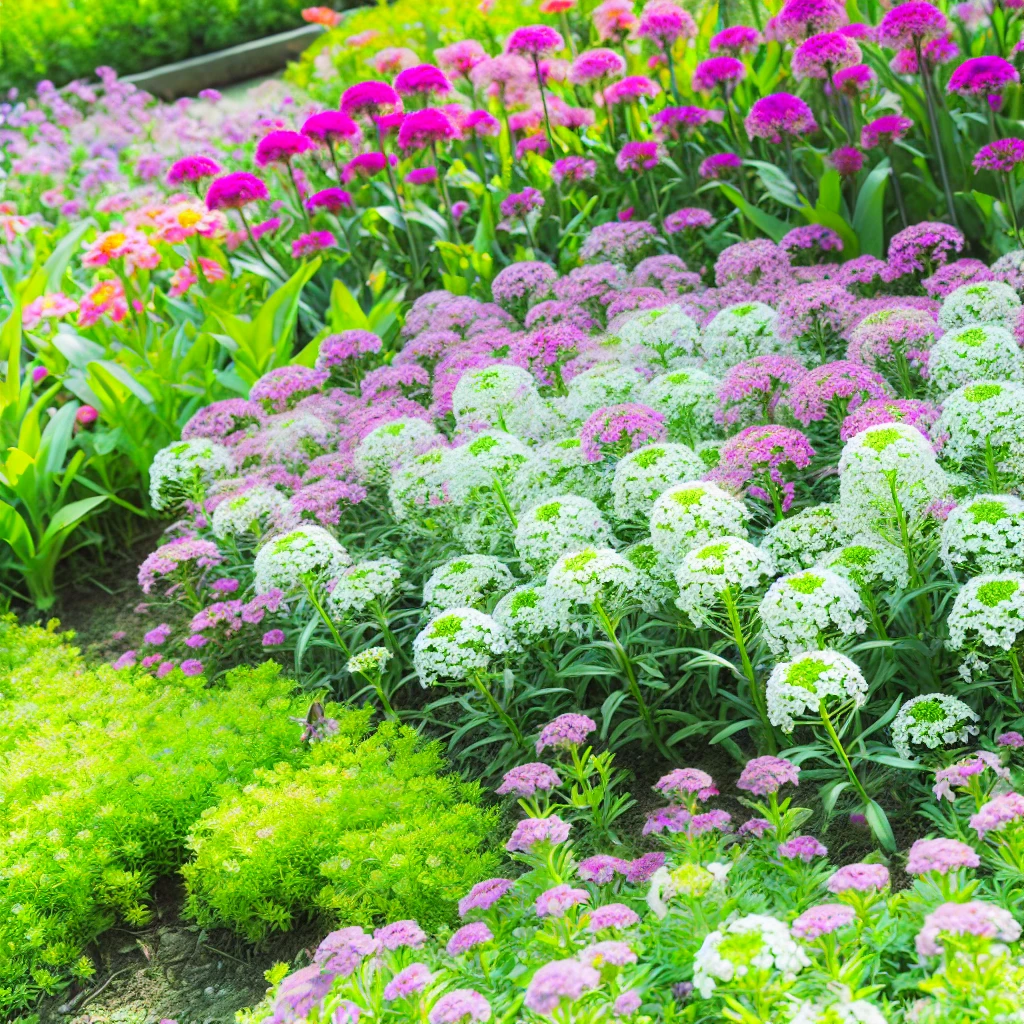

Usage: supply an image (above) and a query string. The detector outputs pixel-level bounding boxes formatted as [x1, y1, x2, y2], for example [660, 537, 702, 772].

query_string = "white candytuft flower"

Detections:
[699, 302, 787, 375]
[509, 437, 613, 510]
[150, 439, 233, 511]
[327, 558, 403, 616]
[675, 537, 775, 627]
[562, 364, 646, 422]
[355, 418, 441, 485]
[926, 324, 1023, 395]
[693, 914, 809, 999]
[618, 304, 701, 370]
[640, 369, 721, 444]
[210, 485, 290, 540]
[762, 504, 847, 574]
[817, 538, 910, 589]
[766, 649, 868, 732]
[423, 555, 516, 613]
[937, 280, 1022, 332]
[612, 443, 706, 521]
[837, 423, 948, 531]
[649, 481, 750, 564]
[452, 364, 550, 437]
[623, 538, 677, 610]
[444, 431, 531, 505]
[514, 495, 613, 572]
[891, 693, 979, 759]
[759, 569, 866, 656]
[786, 990, 888, 1024]
[935, 381, 1024, 471]
[413, 607, 510, 686]
[253, 525, 351, 593]
[940, 494, 1024, 576]
[546, 546, 641, 606]
[347, 646, 393, 676]
[493, 583, 577, 643]
[388, 447, 450, 523]
[947, 573, 1024, 653]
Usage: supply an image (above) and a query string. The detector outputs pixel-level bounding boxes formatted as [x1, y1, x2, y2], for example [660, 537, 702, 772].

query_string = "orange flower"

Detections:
[540, 0, 577, 11]
[301, 6, 340, 26]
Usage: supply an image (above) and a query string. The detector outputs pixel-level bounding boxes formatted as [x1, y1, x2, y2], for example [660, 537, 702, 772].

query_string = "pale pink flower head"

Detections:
[587, 902, 640, 931]
[637, 1, 698, 47]
[906, 837, 980, 875]
[737, 755, 801, 796]
[626, 851, 665, 883]
[664, 207, 716, 233]
[604, 75, 661, 105]
[998, 731, 1024, 748]
[579, 940, 637, 967]
[593, 0, 640, 41]
[792, 903, 855, 938]
[577, 857, 631, 885]
[536, 713, 597, 753]
[738, 817, 774, 838]
[435, 40, 489, 77]
[375, 919, 427, 950]
[779, 835, 828, 862]
[496, 762, 561, 796]
[745, 92, 818, 141]
[970, 792, 1024, 838]
[827, 862, 890, 893]
[384, 963, 433, 1001]
[506, 25, 564, 57]
[569, 48, 626, 84]
[916, 901, 1021, 957]
[506, 814, 572, 852]
[654, 768, 718, 801]
[459, 877, 514, 917]
[429, 989, 491, 1024]
[395, 63, 453, 96]
[373, 47, 420, 75]
[447, 922, 493, 957]
[524, 960, 600, 1014]
[535, 884, 590, 917]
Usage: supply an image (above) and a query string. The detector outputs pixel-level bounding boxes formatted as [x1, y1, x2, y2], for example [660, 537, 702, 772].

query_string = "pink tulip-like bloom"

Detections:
[654, 768, 718, 800]
[536, 712, 596, 752]
[306, 187, 353, 212]
[292, 230, 336, 258]
[792, 31, 862, 79]
[524, 960, 600, 1014]
[428, 990, 491, 1024]
[698, 152, 743, 178]
[569, 48, 626, 83]
[906, 837, 981, 875]
[341, 80, 401, 118]
[447, 922, 493, 957]
[710, 25, 763, 53]
[637, 1, 697, 47]
[692, 56, 747, 92]
[205, 172, 268, 210]
[255, 130, 315, 167]
[779, 835, 828, 862]
[405, 167, 439, 186]
[167, 155, 222, 184]
[948, 55, 1019, 102]
[745, 93, 817, 141]
[875, 0, 948, 48]
[577, 857, 631, 885]
[395, 63, 453, 97]
[581, 403, 666, 461]
[653, 105, 723, 138]
[664, 207, 716, 232]
[774, 0, 848, 40]
[974, 137, 1024, 173]
[916, 901, 1021, 957]
[737, 755, 801, 796]
[970, 791, 1024, 838]
[616, 141, 660, 172]
[535, 884, 590, 917]
[861, 114, 914, 150]
[829, 146, 864, 176]
[435, 40, 488, 76]
[792, 903, 855, 938]
[496, 762, 561, 796]
[397, 108, 457, 150]
[459, 877, 514, 917]
[506, 814, 571, 852]
[506, 25, 564, 57]
[827, 862, 890, 893]
[588, 903, 640, 930]
[604, 75, 661, 104]
[301, 111, 360, 146]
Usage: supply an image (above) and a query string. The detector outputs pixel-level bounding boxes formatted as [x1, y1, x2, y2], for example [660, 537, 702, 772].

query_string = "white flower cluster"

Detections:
[546, 546, 640, 606]
[935, 381, 1024, 467]
[674, 537, 774, 627]
[940, 494, 1024, 576]
[493, 583, 575, 643]
[509, 438, 612, 510]
[347, 646, 392, 676]
[818, 539, 910, 589]
[926, 324, 1023, 395]
[210, 485, 290, 541]
[261, 413, 331, 467]
[649, 482, 750, 564]
[765, 649, 868, 732]
[937, 280, 1022, 332]
[355, 418, 441, 486]
[947, 573, 1024, 652]
[562, 364, 645, 421]
[388, 448, 449, 523]
[412, 607, 509, 686]
[761, 504, 847, 574]
[612, 443, 706, 521]
[759, 569, 866, 656]
[837, 423, 948, 530]
[693, 914, 809, 999]
[452, 364, 555, 438]
[423, 555, 515, 613]
[640, 369, 721, 443]
[891, 693, 980, 759]
[787, 991, 889, 1024]
[618, 304, 700, 370]
[514, 495, 613, 572]
[445, 431, 531, 504]
[149, 439, 233, 511]
[698, 303, 785, 375]
[253, 525, 351, 593]
[624, 539, 677, 610]
[327, 558, 403, 616]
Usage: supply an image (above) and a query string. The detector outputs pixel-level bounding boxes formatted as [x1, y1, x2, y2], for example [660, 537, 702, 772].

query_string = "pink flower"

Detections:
[447, 923, 493, 957]
[535, 884, 590, 917]
[206, 172, 268, 210]
[112, 649, 137, 670]
[306, 187, 353, 212]
[301, 111, 360, 146]
[429, 990, 491, 1024]
[398, 108, 457, 150]
[653, 105, 724, 139]
[524, 960, 600, 1014]
[587, 902, 640, 930]
[292, 231, 336, 258]
[970, 792, 1024, 838]
[916, 901, 1020, 957]
[506, 815, 571, 852]
[626, 851, 665, 883]
[745, 92, 818, 141]
[23, 292, 77, 330]
[384, 963, 433, 1000]
[654, 768, 718, 800]
[616, 141, 660, 172]
[343, 152, 397, 181]
[832, 63, 874, 93]
[569, 48, 626, 83]
[886, 221, 964, 276]
[792, 903, 855, 938]
[506, 25, 564, 57]
[262, 629, 286, 646]
[341, 80, 401, 118]
[255, 130, 315, 167]
[463, 109, 501, 137]
[496, 762, 561, 796]
[974, 137, 1024, 174]
[577, 856, 631, 884]
[829, 146, 864, 176]
[779, 835, 828, 862]
[664, 207, 716, 233]
[395, 63, 453, 96]
[774, 0, 848, 40]
[710, 25, 763, 54]
[180, 659, 204, 677]
[167, 155, 222, 184]
[593, 0, 640, 41]
[375, 919, 426, 950]
[737, 755, 801, 796]
[604, 75, 661, 105]
[459, 878, 514, 917]
[998, 731, 1024, 748]
[580, 403, 666, 461]
[692, 56, 747, 92]
[435, 40, 489, 77]
[636, 1, 697, 47]
[875, 0, 948, 48]
[739, 818, 774, 838]
[906, 837, 981, 874]
[698, 152, 743, 178]
[792, 31, 862, 79]
[536, 713, 596, 752]
[579, 940, 637, 967]
[500, 187, 545, 219]
[827, 862, 890, 892]
[78, 278, 128, 327]
[947, 55, 1019, 101]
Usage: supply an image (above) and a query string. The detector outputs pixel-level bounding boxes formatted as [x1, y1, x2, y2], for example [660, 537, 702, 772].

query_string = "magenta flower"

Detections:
[716, 354, 808, 428]
[180, 659, 204, 677]
[779, 835, 828, 862]
[840, 398, 940, 442]
[301, 111, 360, 145]
[698, 152, 743, 178]
[890, 34, 958, 73]
[343, 152, 397, 181]
[792, 31, 862, 79]
[654, 768, 718, 800]
[886, 221, 964, 276]
[459, 878, 514, 917]
[710, 25, 763, 54]
[167, 155, 222, 185]
[506, 25, 564, 57]
[829, 146, 864, 176]
[714, 424, 815, 512]
[615, 140, 660, 172]
[397, 108, 457, 150]
[787, 360, 889, 425]
[262, 629, 286, 646]
[306, 187, 353, 212]
[552, 156, 597, 185]
[652, 105, 723, 138]
[637, 1, 697, 47]
[405, 166, 439, 185]
[569, 48, 626, 83]
[500, 187, 545, 219]
[395, 63, 453, 96]
[974, 137, 1024, 174]
[604, 75, 661, 104]
[781, 224, 844, 256]
[435, 40, 488, 77]
[792, 903, 855, 938]
[340, 80, 402, 118]
[875, 0, 948, 48]
[745, 92, 817, 141]
[292, 230, 336, 258]
[998, 731, 1024, 747]
[832, 63, 874, 94]
[580, 403, 666, 461]
[255, 130, 315, 167]
[774, 0, 848, 40]
[948, 55, 1019, 101]
[205, 172, 268, 210]
[692, 56, 747, 92]
[463, 109, 501, 137]
[112, 649, 137, 670]
[496, 762, 561, 796]
[626, 851, 666, 883]
[737, 755, 801, 796]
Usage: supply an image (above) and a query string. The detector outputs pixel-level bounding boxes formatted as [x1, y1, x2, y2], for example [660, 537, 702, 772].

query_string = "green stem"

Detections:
[915, 40, 957, 226]
[1009, 649, 1023, 704]
[303, 578, 350, 657]
[722, 586, 777, 753]
[471, 672, 525, 747]
[819, 700, 870, 806]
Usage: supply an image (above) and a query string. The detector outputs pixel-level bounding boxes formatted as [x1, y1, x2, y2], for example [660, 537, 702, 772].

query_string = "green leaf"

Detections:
[43, 220, 95, 296]
[817, 168, 842, 215]
[1, 304, 22, 412]
[472, 191, 498, 256]
[39, 496, 107, 549]
[249, 260, 321, 381]
[87, 361, 155, 406]
[865, 798, 897, 852]
[37, 400, 79, 477]
[0, 499, 35, 562]
[821, 780, 850, 815]
[717, 184, 790, 241]
[801, 204, 860, 258]
[852, 160, 890, 259]
[328, 278, 369, 333]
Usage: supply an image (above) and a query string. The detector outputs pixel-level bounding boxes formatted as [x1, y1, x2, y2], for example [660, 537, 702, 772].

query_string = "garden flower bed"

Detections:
[5, 0, 1024, 1019]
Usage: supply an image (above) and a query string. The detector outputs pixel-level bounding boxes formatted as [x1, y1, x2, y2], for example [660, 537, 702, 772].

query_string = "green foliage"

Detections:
[182, 722, 501, 941]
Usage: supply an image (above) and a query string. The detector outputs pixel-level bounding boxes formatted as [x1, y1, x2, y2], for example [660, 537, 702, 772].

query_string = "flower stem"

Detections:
[819, 700, 870, 806]
[722, 586, 777, 754]
[303, 578, 350, 657]
[915, 40, 958, 226]
[471, 672, 525, 748]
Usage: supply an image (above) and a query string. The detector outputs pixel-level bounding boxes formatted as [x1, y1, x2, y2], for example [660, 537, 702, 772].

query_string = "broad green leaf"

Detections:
[39, 495, 107, 549]
[37, 400, 79, 477]
[817, 169, 842, 215]
[865, 798, 897, 852]
[1, 304, 22, 412]
[328, 278, 369, 333]
[88, 360, 155, 406]
[472, 191, 498, 256]
[255, 259, 321, 378]
[717, 184, 790, 241]
[852, 160, 890, 259]
[801, 204, 859, 258]
[42, 220, 95, 296]
[51, 330, 106, 369]
[0, 500, 35, 561]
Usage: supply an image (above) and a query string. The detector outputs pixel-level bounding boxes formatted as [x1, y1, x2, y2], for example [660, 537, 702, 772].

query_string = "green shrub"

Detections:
[182, 723, 501, 941]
